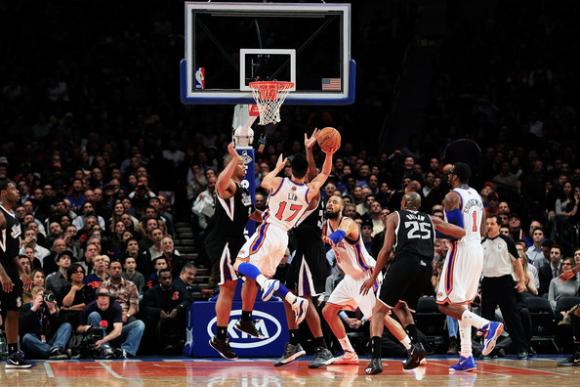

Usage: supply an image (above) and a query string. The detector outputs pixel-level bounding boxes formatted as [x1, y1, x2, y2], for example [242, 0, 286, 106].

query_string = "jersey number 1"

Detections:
[472, 211, 478, 233]
[275, 201, 303, 222]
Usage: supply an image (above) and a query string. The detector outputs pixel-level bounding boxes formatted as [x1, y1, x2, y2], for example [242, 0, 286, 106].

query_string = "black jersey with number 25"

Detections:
[394, 209, 435, 260]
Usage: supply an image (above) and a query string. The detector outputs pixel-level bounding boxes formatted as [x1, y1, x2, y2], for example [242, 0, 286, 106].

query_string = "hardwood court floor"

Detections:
[1, 356, 579, 387]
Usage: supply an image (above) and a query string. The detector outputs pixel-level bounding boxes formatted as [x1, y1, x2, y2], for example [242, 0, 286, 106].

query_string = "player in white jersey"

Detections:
[435, 162, 504, 372]
[234, 145, 336, 326]
[321, 195, 414, 366]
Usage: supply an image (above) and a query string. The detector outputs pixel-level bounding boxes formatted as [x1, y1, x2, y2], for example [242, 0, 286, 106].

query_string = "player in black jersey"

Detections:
[274, 130, 333, 368]
[0, 179, 33, 368]
[207, 144, 261, 359]
[360, 192, 464, 374]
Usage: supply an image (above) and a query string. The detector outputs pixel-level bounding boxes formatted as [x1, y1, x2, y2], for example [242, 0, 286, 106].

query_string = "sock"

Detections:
[237, 262, 264, 285]
[276, 283, 290, 299]
[216, 326, 227, 340]
[370, 336, 382, 359]
[338, 336, 354, 353]
[461, 310, 489, 330]
[313, 336, 326, 349]
[458, 319, 472, 358]
[241, 311, 252, 322]
[289, 329, 300, 345]
[8, 343, 18, 354]
[406, 324, 418, 344]
[401, 335, 412, 350]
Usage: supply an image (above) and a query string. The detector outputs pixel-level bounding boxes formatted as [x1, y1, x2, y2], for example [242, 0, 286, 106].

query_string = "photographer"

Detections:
[78, 288, 144, 358]
[20, 286, 72, 359]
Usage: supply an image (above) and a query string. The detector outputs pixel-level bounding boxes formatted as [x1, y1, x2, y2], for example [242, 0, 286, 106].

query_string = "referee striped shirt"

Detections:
[481, 234, 520, 278]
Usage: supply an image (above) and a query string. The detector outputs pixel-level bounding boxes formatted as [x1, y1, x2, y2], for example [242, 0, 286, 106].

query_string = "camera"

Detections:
[81, 326, 114, 359]
[43, 293, 56, 303]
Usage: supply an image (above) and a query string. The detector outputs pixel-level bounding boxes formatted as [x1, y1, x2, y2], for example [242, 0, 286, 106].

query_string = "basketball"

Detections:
[316, 127, 341, 153]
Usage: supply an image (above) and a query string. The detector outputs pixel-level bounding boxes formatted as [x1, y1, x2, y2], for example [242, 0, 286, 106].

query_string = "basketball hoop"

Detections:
[249, 81, 294, 125]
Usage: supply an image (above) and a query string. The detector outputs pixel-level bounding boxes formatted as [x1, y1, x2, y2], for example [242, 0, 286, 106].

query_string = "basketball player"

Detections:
[361, 192, 465, 375]
[436, 162, 503, 371]
[234, 144, 336, 333]
[322, 195, 414, 366]
[275, 130, 333, 368]
[0, 179, 33, 368]
[207, 143, 262, 359]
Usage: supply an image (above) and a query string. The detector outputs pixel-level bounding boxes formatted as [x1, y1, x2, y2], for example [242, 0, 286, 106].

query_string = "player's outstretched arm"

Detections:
[328, 217, 359, 245]
[306, 149, 334, 202]
[261, 154, 287, 193]
[431, 216, 465, 240]
[304, 128, 319, 181]
[216, 143, 241, 200]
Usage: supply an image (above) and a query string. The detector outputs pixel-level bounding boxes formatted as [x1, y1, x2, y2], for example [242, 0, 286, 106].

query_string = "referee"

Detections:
[481, 215, 528, 359]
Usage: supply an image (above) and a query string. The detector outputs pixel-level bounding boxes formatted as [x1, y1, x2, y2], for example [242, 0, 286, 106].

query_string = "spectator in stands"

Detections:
[78, 288, 145, 358]
[20, 228, 50, 264]
[548, 257, 579, 310]
[19, 254, 32, 277]
[509, 214, 525, 242]
[101, 261, 141, 324]
[123, 257, 145, 295]
[72, 202, 106, 231]
[539, 244, 563, 296]
[192, 175, 216, 231]
[42, 238, 67, 276]
[45, 250, 74, 303]
[145, 227, 164, 261]
[61, 263, 95, 327]
[78, 242, 98, 274]
[527, 228, 545, 267]
[84, 255, 110, 289]
[160, 236, 184, 278]
[146, 257, 168, 289]
[66, 179, 85, 212]
[141, 269, 187, 354]
[23, 269, 46, 304]
[20, 286, 71, 359]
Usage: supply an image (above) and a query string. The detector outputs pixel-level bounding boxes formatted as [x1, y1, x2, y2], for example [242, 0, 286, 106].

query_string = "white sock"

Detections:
[401, 336, 412, 350]
[256, 274, 268, 288]
[285, 292, 297, 304]
[338, 336, 354, 353]
[458, 319, 472, 358]
[461, 310, 489, 330]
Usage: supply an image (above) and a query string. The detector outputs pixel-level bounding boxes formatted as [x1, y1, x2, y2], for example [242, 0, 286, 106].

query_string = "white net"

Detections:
[249, 81, 294, 125]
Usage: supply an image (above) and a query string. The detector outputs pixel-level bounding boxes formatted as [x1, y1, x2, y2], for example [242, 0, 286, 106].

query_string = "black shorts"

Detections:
[378, 254, 433, 311]
[285, 238, 330, 297]
[205, 237, 245, 285]
[0, 263, 23, 316]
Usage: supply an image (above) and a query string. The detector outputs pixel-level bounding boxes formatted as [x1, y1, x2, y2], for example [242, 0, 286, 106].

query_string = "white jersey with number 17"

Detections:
[264, 178, 311, 231]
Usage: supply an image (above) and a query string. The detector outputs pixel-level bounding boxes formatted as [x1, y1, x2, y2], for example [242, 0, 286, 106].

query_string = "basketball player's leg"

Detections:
[209, 279, 238, 359]
[1, 275, 31, 368]
[366, 300, 389, 375]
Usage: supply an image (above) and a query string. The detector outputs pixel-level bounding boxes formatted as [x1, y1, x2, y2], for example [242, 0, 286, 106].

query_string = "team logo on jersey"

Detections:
[206, 310, 282, 349]
[240, 180, 250, 190]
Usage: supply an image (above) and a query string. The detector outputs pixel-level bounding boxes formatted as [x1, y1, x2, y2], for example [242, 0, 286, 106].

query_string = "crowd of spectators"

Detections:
[1, 1, 579, 359]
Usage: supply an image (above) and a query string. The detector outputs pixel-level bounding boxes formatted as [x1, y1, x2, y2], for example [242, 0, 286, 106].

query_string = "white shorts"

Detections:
[237, 223, 288, 278]
[436, 240, 483, 305]
[327, 272, 381, 319]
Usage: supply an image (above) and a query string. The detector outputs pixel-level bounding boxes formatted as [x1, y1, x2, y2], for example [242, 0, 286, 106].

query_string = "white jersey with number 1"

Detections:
[436, 185, 484, 305]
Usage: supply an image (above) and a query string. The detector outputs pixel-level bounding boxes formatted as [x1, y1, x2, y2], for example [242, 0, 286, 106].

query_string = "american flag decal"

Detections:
[321, 78, 341, 91]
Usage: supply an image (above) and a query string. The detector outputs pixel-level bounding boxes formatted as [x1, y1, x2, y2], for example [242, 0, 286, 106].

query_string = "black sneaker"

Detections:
[558, 352, 580, 367]
[308, 347, 334, 369]
[365, 357, 383, 375]
[274, 343, 306, 367]
[234, 319, 264, 338]
[402, 342, 426, 370]
[209, 337, 238, 360]
[49, 348, 69, 360]
[6, 351, 33, 369]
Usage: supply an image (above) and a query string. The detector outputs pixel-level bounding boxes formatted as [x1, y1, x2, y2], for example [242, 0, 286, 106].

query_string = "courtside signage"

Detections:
[206, 310, 282, 349]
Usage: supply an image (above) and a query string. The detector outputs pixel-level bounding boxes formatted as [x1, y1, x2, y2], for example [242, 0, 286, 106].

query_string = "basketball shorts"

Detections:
[205, 236, 245, 285]
[0, 261, 23, 317]
[378, 254, 433, 311]
[237, 223, 288, 278]
[436, 240, 483, 305]
[328, 271, 382, 319]
[285, 238, 330, 297]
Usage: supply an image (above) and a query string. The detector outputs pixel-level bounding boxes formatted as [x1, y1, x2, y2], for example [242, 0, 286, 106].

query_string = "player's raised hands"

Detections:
[227, 142, 240, 160]
[304, 128, 319, 150]
[275, 154, 288, 172]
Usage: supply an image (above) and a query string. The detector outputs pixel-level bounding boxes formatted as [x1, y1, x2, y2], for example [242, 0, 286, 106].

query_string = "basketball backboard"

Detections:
[181, 2, 355, 105]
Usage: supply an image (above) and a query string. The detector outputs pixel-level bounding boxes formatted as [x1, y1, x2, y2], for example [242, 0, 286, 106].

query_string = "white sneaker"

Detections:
[333, 351, 359, 365]
[291, 297, 309, 325]
[261, 279, 280, 301]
